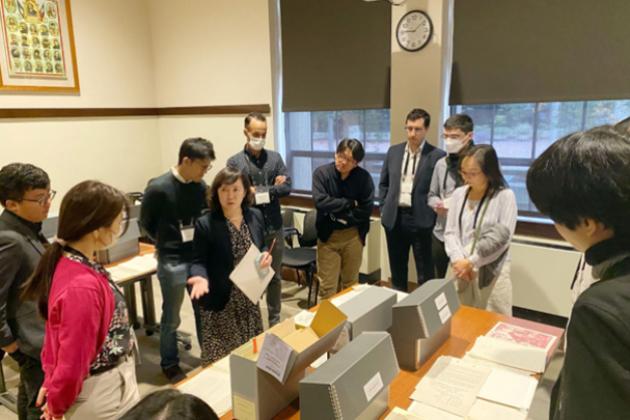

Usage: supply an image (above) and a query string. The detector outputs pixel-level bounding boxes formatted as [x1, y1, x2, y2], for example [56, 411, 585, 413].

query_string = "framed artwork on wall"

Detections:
[0, 0, 79, 93]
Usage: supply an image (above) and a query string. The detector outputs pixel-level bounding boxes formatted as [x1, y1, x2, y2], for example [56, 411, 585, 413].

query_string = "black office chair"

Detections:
[282, 209, 319, 308]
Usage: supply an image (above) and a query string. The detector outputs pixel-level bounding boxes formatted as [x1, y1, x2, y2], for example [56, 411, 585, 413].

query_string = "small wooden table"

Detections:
[105, 243, 158, 334]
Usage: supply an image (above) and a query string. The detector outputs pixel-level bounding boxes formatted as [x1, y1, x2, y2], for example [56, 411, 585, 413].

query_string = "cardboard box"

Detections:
[337, 286, 398, 340]
[230, 300, 347, 420]
[391, 279, 460, 370]
[299, 332, 400, 420]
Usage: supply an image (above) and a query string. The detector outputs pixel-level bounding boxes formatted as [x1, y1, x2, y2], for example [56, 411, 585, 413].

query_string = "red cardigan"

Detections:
[41, 257, 115, 418]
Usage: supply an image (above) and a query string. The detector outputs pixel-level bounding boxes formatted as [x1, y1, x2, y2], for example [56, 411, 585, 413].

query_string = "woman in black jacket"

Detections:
[187, 167, 271, 365]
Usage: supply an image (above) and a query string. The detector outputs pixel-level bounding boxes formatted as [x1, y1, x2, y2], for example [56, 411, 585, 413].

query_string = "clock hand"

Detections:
[402, 23, 422, 33]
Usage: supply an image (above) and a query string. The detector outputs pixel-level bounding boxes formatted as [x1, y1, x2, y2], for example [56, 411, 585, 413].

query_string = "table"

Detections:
[105, 243, 158, 334]
[216, 304, 563, 419]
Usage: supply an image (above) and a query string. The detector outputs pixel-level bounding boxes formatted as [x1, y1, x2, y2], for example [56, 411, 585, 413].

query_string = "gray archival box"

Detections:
[300, 331, 399, 420]
[391, 278, 460, 370]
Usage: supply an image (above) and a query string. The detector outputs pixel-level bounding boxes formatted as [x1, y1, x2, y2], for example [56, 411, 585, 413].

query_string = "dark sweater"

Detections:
[312, 162, 374, 244]
[226, 147, 291, 231]
[550, 237, 630, 420]
[140, 171, 206, 261]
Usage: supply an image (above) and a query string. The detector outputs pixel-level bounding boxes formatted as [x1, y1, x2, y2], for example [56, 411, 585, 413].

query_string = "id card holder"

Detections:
[180, 223, 194, 243]
[254, 186, 271, 205]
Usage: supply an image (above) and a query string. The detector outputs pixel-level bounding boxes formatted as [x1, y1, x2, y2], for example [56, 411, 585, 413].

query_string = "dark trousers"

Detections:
[385, 209, 434, 291]
[432, 234, 449, 279]
[9, 351, 44, 420]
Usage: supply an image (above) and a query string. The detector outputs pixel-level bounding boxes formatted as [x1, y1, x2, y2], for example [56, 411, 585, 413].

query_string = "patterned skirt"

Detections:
[199, 285, 263, 365]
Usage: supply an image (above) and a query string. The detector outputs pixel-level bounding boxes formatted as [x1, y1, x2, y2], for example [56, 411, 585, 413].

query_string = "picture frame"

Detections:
[0, 0, 79, 93]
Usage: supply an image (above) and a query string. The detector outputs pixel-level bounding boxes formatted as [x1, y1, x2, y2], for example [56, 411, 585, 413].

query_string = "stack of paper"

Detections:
[408, 356, 533, 420]
[486, 321, 557, 354]
[177, 356, 232, 417]
[108, 254, 157, 283]
[467, 336, 546, 373]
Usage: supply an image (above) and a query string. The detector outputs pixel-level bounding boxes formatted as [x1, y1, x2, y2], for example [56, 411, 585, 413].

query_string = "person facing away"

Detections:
[226, 111, 291, 327]
[0, 163, 53, 420]
[139, 137, 215, 382]
[443, 145, 517, 315]
[527, 125, 630, 420]
[120, 389, 218, 420]
[312, 138, 374, 299]
[379, 108, 446, 291]
[428, 114, 475, 279]
[21, 180, 140, 420]
[187, 167, 272, 365]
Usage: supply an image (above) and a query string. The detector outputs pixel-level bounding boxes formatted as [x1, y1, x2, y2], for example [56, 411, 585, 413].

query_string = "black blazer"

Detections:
[189, 207, 266, 311]
[0, 211, 47, 359]
[379, 141, 446, 230]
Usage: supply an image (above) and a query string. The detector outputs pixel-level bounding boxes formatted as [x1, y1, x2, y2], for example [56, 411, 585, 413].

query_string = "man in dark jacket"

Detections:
[312, 138, 374, 299]
[379, 108, 446, 290]
[227, 112, 291, 326]
[0, 163, 52, 419]
[527, 125, 630, 420]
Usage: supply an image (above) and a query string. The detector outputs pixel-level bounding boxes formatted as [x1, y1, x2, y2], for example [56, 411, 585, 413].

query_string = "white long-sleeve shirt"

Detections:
[444, 186, 518, 268]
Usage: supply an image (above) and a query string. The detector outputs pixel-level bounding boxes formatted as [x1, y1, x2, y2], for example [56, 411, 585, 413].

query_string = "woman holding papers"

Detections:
[21, 181, 139, 419]
[527, 126, 630, 420]
[443, 145, 517, 315]
[188, 167, 271, 365]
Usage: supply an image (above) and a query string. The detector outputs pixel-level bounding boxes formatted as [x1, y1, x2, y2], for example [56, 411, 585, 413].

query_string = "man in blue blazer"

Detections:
[379, 109, 446, 291]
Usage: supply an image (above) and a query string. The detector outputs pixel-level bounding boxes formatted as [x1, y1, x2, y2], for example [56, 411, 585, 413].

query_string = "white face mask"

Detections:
[249, 136, 265, 151]
[445, 138, 465, 154]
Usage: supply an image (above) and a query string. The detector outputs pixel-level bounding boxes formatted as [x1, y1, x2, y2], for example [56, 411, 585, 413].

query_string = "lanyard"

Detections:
[403, 149, 418, 177]
[458, 187, 491, 254]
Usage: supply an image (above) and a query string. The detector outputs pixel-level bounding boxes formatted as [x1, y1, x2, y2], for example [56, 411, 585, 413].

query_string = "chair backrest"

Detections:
[282, 208, 295, 229]
[299, 209, 318, 247]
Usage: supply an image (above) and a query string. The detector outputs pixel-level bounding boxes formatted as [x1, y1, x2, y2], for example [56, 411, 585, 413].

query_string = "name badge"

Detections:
[401, 180, 413, 194]
[181, 227, 194, 243]
[254, 186, 271, 205]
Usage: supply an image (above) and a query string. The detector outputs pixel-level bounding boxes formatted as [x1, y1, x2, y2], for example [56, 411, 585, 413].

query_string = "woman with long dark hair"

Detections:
[443, 145, 517, 314]
[187, 167, 271, 365]
[22, 180, 139, 419]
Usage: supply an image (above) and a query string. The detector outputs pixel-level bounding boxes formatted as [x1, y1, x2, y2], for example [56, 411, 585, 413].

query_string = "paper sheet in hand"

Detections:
[256, 333, 293, 383]
[178, 361, 232, 416]
[230, 244, 275, 304]
[411, 356, 491, 417]
[478, 368, 537, 410]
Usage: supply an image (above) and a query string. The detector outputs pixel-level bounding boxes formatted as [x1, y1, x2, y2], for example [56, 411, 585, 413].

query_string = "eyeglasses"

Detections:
[21, 190, 56, 206]
[460, 170, 483, 178]
[335, 154, 357, 165]
[441, 133, 465, 140]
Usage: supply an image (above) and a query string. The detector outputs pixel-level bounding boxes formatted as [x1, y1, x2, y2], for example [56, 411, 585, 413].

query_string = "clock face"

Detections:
[396, 10, 433, 52]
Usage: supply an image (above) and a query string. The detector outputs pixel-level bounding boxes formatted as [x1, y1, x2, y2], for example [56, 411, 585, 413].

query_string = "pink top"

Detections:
[40, 257, 115, 417]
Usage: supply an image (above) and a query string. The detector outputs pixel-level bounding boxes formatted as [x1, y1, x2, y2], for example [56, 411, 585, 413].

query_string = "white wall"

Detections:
[0, 0, 160, 211]
[147, 0, 275, 176]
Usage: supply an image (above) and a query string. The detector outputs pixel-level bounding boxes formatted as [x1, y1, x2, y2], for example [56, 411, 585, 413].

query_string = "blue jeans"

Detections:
[156, 256, 188, 369]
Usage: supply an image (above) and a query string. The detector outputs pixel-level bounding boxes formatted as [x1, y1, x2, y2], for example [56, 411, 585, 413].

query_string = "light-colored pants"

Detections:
[65, 357, 140, 420]
[317, 227, 363, 299]
[449, 261, 512, 315]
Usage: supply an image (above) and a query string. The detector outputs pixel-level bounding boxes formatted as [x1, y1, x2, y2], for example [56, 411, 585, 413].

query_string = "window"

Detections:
[283, 109, 390, 193]
[452, 100, 630, 216]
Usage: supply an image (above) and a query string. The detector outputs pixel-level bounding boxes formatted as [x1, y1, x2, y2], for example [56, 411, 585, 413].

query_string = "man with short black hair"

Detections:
[379, 108, 446, 291]
[0, 163, 52, 419]
[140, 137, 215, 382]
[527, 125, 630, 419]
[227, 112, 291, 326]
[313, 138, 374, 299]
[428, 113, 475, 278]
